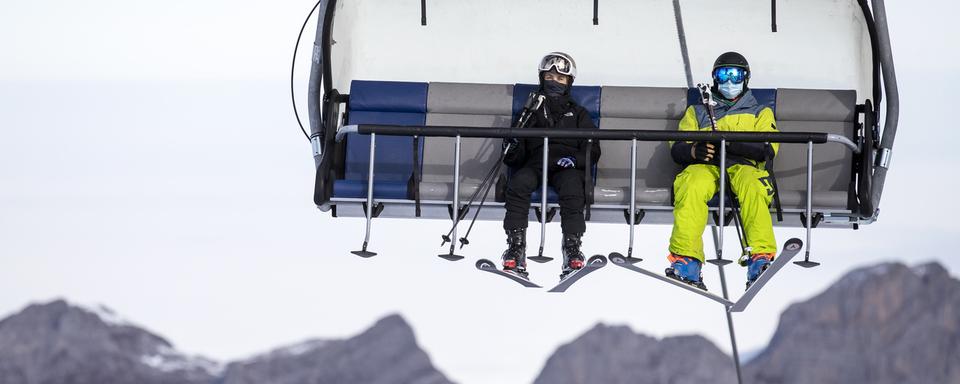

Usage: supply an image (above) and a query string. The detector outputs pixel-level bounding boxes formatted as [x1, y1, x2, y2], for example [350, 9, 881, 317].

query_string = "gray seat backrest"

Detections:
[422, 82, 514, 200]
[772, 89, 856, 208]
[597, 86, 687, 205]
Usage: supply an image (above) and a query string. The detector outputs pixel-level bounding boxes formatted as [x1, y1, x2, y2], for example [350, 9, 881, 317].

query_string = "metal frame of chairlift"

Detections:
[336, 124, 859, 384]
[336, 124, 858, 294]
[301, 1, 900, 383]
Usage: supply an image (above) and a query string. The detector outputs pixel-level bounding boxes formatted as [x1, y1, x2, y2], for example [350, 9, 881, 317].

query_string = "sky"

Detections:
[2, 1, 960, 384]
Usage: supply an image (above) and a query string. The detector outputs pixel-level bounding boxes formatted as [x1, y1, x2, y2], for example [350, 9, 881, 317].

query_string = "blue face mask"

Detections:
[718, 81, 744, 100]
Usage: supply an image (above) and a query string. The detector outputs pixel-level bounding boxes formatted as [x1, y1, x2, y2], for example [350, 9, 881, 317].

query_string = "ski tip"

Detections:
[587, 254, 608, 267]
[475, 259, 496, 270]
[784, 238, 803, 251]
[607, 252, 626, 264]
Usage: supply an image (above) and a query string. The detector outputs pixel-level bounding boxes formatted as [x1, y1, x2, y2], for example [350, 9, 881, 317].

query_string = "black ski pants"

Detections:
[503, 166, 586, 234]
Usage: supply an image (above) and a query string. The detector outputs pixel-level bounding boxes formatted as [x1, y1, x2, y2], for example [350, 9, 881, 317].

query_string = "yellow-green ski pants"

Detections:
[669, 164, 777, 262]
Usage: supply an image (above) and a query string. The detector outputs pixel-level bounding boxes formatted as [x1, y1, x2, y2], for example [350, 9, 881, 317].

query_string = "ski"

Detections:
[475, 259, 542, 288]
[609, 252, 734, 307]
[547, 255, 608, 293]
[729, 238, 803, 312]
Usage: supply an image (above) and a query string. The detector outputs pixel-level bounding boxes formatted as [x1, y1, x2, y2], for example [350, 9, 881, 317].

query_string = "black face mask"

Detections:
[541, 80, 568, 97]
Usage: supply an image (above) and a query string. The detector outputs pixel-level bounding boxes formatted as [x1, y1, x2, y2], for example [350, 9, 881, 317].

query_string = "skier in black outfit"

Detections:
[501, 52, 602, 280]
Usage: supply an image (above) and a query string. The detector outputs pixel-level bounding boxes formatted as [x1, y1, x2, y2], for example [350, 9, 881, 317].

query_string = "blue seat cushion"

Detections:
[531, 188, 560, 204]
[350, 80, 428, 113]
[332, 180, 410, 200]
[513, 84, 602, 127]
[335, 80, 427, 199]
[344, 111, 425, 182]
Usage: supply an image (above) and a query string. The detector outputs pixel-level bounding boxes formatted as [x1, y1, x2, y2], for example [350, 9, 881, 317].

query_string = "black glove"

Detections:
[691, 142, 717, 162]
[502, 138, 519, 152]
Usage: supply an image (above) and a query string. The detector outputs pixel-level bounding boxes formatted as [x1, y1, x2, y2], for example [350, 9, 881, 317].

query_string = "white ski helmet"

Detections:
[538, 52, 577, 80]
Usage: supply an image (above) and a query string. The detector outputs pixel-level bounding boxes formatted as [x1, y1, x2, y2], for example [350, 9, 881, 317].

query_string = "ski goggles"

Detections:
[538, 53, 577, 78]
[713, 66, 748, 84]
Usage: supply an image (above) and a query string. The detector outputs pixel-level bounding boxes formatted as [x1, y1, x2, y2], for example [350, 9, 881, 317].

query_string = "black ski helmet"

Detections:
[713, 51, 750, 87]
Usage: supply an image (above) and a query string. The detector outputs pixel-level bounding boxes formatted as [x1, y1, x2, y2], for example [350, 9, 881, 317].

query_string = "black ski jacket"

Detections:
[503, 95, 602, 172]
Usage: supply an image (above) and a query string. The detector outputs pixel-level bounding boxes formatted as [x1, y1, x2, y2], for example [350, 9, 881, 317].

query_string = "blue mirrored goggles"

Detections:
[713, 66, 748, 84]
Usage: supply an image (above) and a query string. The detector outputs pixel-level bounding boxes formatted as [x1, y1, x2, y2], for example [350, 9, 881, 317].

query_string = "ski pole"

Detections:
[698, 84, 752, 260]
[459, 159, 504, 248]
[440, 148, 506, 245]
[439, 94, 543, 246]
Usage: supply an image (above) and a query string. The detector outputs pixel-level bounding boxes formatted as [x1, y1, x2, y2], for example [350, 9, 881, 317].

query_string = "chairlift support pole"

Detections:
[530, 137, 553, 263]
[439, 135, 466, 261]
[795, 141, 820, 267]
[626, 138, 640, 260]
[351, 133, 378, 258]
[869, 0, 900, 216]
[718, 139, 726, 260]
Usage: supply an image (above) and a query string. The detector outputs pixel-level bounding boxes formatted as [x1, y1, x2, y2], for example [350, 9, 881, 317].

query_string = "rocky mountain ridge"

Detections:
[0, 301, 452, 384]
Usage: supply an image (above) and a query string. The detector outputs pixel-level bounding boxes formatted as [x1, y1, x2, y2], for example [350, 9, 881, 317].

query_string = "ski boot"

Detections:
[745, 252, 774, 289]
[559, 233, 585, 280]
[665, 253, 707, 290]
[501, 228, 529, 279]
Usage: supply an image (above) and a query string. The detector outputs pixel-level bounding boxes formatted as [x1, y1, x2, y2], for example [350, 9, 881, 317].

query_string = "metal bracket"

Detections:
[310, 133, 322, 157]
[623, 209, 645, 225]
[534, 207, 558, 223]
[800, 212, 824, 229]
[447, 204, 469, 221]
[711, 210, 735, 227]
[876, 147, 892, 169]
[362, 202, 384, 219]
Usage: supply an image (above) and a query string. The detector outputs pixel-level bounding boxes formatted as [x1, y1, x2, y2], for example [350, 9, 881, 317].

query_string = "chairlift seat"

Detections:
[330, 81, 860, 226]
[333, 80, 427, 199]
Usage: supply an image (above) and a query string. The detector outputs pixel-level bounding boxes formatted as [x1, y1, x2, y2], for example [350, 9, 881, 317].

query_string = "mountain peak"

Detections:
[535, 323, 736, 384]
[745, 261, 960, 383]
[911, 261, 949, 279]
[222, 313, 452, 384]
[0, 299, 218, 384]
[369, 313, 412, 334]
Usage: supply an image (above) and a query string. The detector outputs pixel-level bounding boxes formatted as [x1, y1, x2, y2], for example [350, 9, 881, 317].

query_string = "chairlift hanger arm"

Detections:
[869, 0, 900, 213]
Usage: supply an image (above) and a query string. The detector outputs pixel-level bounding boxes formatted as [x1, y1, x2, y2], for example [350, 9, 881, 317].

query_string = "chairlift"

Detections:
[292, 1, 898, 382]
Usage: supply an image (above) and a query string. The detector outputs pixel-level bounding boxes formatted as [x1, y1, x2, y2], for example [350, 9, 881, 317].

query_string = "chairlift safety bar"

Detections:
[336, 124, 861, 154]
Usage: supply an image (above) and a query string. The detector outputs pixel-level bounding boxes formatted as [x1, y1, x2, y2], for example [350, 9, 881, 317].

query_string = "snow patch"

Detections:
[841, 263, 896, 287]
[140, 345, 224, 376]
[279, 339, 329, 356]
[911, 263, 941, 277]
[90, 304, 132, 327]
[244, 339, 330, 362]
